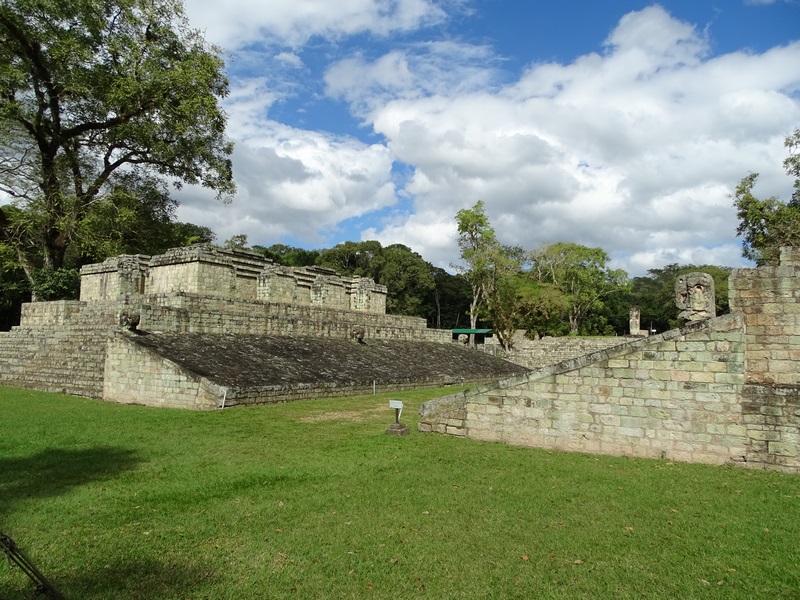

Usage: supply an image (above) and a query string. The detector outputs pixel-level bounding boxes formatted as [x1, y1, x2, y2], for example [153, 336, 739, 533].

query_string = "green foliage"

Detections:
[30, 267, 79, 301]
[734, 129, 800, 266]
[373, 244, 436, 317]
[454, 200, 501, 335]
[0, 241, 29, 329]
[2, 387, 799, 599]
[430, 267, 472, 329]
[516, 281, 572, 338]
[252, 244, 320, 267]
[478, 244, 525, 349]
[317, 241, 437, 318]
[168, 222, 215, 247]
[0, 0, 234, 281]
[528, 242, 629, 335]
[75, 172, 179, 261]
[223, 234, 249, 251]
[629, 264, 731, 333]
[316, 240, 384, 276]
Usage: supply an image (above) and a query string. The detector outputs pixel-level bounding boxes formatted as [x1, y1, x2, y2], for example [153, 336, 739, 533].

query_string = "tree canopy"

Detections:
[317, 241, 437, 319]
[454, 201, 497, 339]
[527, 242, 629, 336]
[0, 0, 234, 289]
[734, 129, 800, 265]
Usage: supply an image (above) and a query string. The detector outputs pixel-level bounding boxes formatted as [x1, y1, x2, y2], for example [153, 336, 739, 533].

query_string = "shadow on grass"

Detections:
[3, 557, 218, 600]
[0, 447, 140, 511]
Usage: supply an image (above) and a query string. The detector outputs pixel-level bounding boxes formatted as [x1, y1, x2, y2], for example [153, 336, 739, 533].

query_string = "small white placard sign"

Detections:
[389, 399, 403, 420]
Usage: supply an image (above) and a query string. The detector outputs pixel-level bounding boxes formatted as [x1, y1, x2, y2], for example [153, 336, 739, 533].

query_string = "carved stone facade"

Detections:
[675, 271, 716, 322]
[80, 244, 388, 313]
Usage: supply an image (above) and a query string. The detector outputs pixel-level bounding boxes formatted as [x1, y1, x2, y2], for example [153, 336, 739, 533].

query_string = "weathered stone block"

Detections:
[768, 441, 798, 457]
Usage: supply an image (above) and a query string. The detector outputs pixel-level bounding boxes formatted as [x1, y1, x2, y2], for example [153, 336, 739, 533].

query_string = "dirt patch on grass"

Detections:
[298, 407, 387, 423]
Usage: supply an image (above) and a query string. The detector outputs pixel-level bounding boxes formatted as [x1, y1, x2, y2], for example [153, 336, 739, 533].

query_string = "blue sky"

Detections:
[178, 0, 800, 275]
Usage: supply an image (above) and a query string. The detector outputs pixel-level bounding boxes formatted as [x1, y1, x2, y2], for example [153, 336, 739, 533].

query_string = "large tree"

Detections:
[528, 242, 628, 335]
[453, 201, 526, 347]
[734, 129, 800, 266]
[454, 200, 496, 342]
[317, 240, 436, 318]
[0, 0, 234, 290]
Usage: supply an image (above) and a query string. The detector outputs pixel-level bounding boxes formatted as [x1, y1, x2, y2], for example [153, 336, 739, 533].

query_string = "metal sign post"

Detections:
[385, 399, 409, 436]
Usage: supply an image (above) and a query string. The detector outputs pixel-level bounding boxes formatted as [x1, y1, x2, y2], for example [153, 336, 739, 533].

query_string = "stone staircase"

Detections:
[0, 303, 118, 398]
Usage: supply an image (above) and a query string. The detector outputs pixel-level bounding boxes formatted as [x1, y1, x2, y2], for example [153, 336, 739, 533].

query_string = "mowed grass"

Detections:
[1, 386, 799, 600]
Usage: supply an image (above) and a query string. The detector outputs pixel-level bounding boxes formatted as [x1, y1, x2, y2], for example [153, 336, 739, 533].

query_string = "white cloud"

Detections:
[184, 0, 449, 48]
[325, 41, 501, 116]
[274, 51, 304, 68]
[175, 4, 799, 276]
[176, 131, 396, 245]
[322, 5, 800, 274]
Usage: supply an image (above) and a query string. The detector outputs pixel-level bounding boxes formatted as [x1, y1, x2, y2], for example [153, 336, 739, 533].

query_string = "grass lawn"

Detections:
[1, 385, 799, 599]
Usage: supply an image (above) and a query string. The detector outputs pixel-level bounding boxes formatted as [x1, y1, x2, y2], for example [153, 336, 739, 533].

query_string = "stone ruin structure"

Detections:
[5, 242, 800, 473]
[420, 249, 800, 474]
[80, 244, 388, 312]
[675, 271, 716, 322]
[0, 244, 528, 409]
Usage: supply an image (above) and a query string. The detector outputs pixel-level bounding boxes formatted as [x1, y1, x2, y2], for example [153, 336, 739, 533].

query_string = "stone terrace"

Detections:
[103, 333, 530, 409]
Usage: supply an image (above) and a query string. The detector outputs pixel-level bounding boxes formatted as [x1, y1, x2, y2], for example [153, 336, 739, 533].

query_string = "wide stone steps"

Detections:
[0, 324, 113, 397]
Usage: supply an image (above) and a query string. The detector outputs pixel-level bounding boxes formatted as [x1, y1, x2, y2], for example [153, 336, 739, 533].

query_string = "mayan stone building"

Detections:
[0, 244, 528, 408]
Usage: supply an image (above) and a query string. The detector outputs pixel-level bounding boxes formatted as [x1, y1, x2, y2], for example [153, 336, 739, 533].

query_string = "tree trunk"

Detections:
[44, 228, 68, 270]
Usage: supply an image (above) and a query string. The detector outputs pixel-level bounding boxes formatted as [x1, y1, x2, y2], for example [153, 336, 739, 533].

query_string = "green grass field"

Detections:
[1, 385, 799, 599]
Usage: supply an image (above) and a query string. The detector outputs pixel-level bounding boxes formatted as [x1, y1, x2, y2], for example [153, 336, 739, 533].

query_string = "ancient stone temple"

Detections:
[0, 244, 528, 409]
[79, 245, 388, 312]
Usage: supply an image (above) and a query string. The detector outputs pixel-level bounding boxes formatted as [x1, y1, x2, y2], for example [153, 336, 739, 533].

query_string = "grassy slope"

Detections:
[1, 386, 799, 599]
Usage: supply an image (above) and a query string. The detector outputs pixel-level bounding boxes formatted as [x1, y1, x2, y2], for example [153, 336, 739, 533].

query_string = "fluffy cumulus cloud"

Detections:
[176, 3, 800, 275]
[178, 132, 396, 244]
[184, 0, 449, 48]
[334, 5, 800, 272]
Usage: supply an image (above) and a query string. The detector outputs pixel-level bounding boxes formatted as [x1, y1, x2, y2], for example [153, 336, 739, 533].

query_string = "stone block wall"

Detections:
[79, 256, 149, 301]
[0, 301, 119, 397]
[104, 334, 221, 410]
[420, 315, 749, 465]
[147, 246, 265, 300]
[729, 247, 800, 386]
[79, 245, 388, 314]
[128, 293, 449, 342]
[740, 385, 800, 471]
[498, 336, 635, 369]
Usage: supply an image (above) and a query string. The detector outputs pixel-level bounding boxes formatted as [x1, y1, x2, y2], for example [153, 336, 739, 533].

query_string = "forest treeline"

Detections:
[1, 0, 796, 339]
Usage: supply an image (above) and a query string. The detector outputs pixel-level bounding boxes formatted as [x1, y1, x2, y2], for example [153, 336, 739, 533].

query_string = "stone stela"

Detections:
[675, 272, 716, 322]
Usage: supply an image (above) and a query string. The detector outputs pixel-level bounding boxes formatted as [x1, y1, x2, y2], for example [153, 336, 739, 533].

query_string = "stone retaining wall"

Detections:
[497, 337, 635, 369]
[103, 335, 222, 410]
[0, 301, 117, 396]
[130, 293, 449, 342]
[420, 315, 748, 463]
[420, 248, 800, 473]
